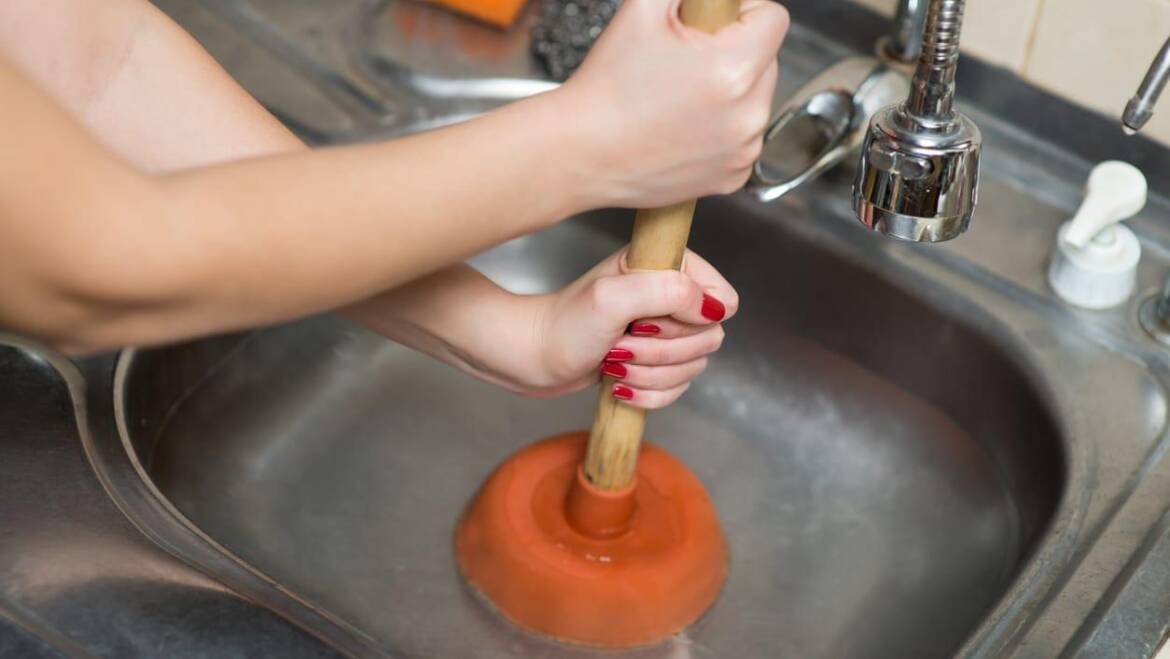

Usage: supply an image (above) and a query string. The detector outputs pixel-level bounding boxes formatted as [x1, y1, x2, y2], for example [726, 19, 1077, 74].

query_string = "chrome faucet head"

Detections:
[853, 105, 981, 242]
[852, 0, 980, 243]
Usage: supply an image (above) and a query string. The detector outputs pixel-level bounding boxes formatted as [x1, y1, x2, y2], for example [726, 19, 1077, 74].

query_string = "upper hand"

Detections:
[555, 0, 789, 208]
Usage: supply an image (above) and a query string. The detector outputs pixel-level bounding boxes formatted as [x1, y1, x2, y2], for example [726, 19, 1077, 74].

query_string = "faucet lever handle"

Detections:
[1064, 161, 1148, 248]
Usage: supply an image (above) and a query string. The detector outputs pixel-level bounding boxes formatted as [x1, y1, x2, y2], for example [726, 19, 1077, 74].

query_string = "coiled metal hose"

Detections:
[905, 0, 965, 123]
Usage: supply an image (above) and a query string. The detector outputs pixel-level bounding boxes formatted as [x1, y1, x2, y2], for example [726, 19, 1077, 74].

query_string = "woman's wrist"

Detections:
[521, 84, 615, 217]
[341, 266, 558, 394]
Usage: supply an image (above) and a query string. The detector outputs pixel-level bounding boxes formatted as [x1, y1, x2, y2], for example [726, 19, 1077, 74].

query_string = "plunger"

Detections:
[454, 0, 738, 646]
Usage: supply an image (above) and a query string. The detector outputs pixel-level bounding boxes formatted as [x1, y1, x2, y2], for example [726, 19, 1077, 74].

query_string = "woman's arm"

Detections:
[346, 248, 739, 408]
[0, 0, 506, 371]
[0, 58, 580, 353]
[0, 0, 300, 168]
[0, 0, 786, 356]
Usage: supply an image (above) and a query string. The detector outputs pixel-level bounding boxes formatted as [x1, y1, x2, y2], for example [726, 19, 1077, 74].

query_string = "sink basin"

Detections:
[115, 197, 1064, 658]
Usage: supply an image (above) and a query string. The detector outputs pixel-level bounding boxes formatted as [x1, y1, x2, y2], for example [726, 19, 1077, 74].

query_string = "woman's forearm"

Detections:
[0, 59, 580, 353]
[342, 267, 551, 393]
[0, 0, 788, 355]
[152, 88, 583, 319]
[0, 0, 525, 367]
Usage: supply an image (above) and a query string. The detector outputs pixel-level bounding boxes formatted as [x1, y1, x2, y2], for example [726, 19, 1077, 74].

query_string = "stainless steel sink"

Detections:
[49, 2, 1170, 658]
[108, 195, 1073, 658]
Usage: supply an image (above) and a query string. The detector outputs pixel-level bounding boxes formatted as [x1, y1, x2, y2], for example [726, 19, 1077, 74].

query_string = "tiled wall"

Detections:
[849, 0, 1170, 147]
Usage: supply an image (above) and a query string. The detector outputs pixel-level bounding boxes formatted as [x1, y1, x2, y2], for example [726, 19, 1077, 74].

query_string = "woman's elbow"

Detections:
[0, 290, 138, 356]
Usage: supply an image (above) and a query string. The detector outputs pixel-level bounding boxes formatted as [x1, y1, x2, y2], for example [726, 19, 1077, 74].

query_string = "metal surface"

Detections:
[853, 0, 982, 242]
[0, 337, 346, 659]
[1124, 36, 1170, 135]
[112, 203, 1065, 659]
[880, 0, 927, 63]
[748, 57, 909, 202]
[748, 0, 919, 205]
[81, 19, 1170, 647]
[4, 0, 1170, 657]
[98, 167, 1170, 659]
[853, 104, 981, 241]
[1141, 277, 1170, 347]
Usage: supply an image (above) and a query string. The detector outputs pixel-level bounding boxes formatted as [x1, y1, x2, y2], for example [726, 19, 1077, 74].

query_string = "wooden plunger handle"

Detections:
[583, 0, 741, 491]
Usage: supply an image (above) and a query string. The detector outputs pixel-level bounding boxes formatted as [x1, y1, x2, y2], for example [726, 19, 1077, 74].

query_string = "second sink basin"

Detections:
[116, 197, 1064, 658]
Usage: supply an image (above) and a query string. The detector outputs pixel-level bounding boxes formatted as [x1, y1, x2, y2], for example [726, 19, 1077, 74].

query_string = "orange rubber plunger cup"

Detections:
[454, 432, 727, 647]
[453, 0, 738, 646]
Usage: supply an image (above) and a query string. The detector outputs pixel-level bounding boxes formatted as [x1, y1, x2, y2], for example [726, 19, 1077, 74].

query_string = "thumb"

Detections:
[588, 270, 711, 332]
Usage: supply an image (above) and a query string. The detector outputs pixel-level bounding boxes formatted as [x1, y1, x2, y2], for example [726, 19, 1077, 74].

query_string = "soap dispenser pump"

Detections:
[1048, 161, 1147, 310]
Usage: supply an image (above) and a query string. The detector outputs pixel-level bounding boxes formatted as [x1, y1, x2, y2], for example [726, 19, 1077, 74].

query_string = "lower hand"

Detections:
[519, 248, 738, 408]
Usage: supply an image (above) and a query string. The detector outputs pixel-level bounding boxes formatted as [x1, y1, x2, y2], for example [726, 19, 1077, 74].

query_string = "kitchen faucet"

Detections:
[853, 0, 981, 242]
[749, 0, 981, 242]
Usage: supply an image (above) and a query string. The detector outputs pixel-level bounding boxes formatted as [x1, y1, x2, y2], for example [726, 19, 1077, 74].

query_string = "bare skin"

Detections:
[0, 0, 787, 407]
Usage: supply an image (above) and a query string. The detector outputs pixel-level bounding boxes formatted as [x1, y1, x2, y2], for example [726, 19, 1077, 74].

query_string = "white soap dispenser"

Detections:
[1047, 161, 1147, 310]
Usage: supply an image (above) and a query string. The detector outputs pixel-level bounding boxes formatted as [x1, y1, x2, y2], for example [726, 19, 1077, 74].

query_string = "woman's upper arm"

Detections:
[0, 0, 299, 171]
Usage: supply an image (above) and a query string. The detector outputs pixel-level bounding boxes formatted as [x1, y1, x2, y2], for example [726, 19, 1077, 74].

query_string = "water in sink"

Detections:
[126, 200, 1060, 658]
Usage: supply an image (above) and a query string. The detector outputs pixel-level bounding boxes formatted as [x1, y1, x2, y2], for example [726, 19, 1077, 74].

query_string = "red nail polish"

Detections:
[605, 348, 635, 362]
[612, 384, 634, 400]
[701, 294, 726, 322]
[629, 322, 661, 336]
[601, 362, 628, 378]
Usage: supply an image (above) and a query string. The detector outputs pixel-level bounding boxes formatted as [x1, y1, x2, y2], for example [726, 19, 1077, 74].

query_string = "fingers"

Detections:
[716, 0, 790, 78]
[603, 357, 708, 390]
[600, 248, 738, 330]
[576, 248, 733, 412]
[611, 381, 692, 410]
[590, 270, 711, 331]
[612, 324, 726, 366]
[740, 60, 777, 147]
[626, 317, 707, 339]
[600, 326, 723, 409]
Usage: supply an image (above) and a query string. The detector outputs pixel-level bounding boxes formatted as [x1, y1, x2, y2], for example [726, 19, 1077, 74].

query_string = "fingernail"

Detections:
[605, 348, 635, 362]
[701, 294, 726, 322]
[612, 384, 635, 400]
[629, 322, 661, 336]
[601, 362, 628, 378]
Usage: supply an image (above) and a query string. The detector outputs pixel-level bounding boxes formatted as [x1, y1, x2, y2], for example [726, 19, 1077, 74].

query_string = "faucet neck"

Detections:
[1123, 36, 1170, 134]
[903, 0, 965, 126]
[883, 0, 928, 62]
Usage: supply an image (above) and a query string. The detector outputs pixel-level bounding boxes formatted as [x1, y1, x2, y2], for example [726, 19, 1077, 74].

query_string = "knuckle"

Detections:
[747, 135, 765, 161]
[589, 276, 619, 312]
[737, 109, 767, 145]
[710, 60, 755, 101]
[694, 357, 710, 376]
[718, 171, 749, 195]
[750, 1, 790, 35]
[729, 66, 757, 100]
[646, 342, 670, 365]
[641, 391, 668, 410]
[736, 164, 754, 188]
[655, 366, 682, 390]
[660, 272, 695, 309]
[731, 140, 762, 171]
[771, 3, 792, 31]
[709, 326, 726, 351]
